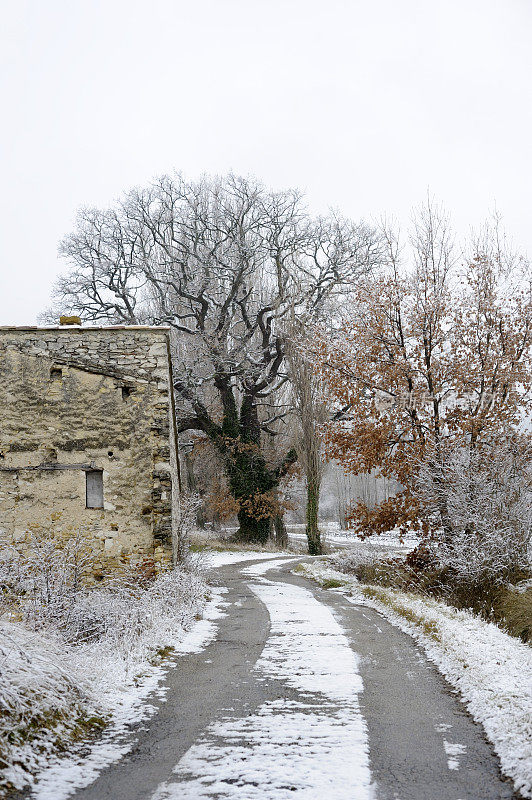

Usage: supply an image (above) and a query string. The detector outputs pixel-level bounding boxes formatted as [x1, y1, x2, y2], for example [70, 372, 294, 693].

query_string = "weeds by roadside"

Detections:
[328, 545, 532, 644]
[189, 527, 296, 554]
[0, 537, 209, 795]
[299, 558, 532, 799]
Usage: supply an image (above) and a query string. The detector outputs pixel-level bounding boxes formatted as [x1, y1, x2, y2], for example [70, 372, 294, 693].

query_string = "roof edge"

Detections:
[0, 325, 172, 332]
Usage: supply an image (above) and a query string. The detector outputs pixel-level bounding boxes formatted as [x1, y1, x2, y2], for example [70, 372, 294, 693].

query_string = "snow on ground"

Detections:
[0, 621, 96, 794]
[287, 522, 419, 551]
[152, 574, 373, 799]
[173, 587, 228, 655]
[201, 551, 293, 569]
[3, 585, 230, 800]
[301, 560, 532, 799]
[241, 557, 301, 576]
[443, 739, 467, 771]
[1, 550, 291, 796]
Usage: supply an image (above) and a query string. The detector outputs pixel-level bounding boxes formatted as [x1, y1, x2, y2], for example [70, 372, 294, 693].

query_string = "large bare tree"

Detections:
[55, 173, 381, 543]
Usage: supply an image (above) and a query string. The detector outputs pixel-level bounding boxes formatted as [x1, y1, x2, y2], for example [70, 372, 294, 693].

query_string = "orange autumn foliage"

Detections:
[204, 478, 241, 522]
[316, 213, 532, 538]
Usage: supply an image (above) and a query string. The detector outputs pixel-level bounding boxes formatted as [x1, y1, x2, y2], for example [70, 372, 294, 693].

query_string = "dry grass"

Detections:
[321, 578, 346, 589]
[496, 586, 532, 644]
[332, 548, 532, 645]
[188, 527, 302, 554]
[360, 586, 442, 641]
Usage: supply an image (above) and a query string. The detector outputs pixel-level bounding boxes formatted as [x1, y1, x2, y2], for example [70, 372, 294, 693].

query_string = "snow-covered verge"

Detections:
[0, 566, 222, 798]
[299, 560, 532, 799]
[0, 621, 99, 793]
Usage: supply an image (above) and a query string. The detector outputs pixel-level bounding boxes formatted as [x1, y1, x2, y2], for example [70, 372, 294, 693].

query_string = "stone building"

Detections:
[0, 324, 181, 572]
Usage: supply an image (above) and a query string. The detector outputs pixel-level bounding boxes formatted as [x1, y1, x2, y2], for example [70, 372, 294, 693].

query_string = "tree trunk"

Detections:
[227, 391, 277, 544]
[274, 513, 288, 549]
[210, 386, 292, 546]
[305, 479, 323, 555]
[182, 450, 205, 529]
[225, 443, 276, 546]
[429, 454, 454, 544]
[236, 507, 270, 544]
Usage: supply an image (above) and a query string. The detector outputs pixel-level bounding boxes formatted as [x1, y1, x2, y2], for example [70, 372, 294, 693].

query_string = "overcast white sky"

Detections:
[1, 0, 531, 325]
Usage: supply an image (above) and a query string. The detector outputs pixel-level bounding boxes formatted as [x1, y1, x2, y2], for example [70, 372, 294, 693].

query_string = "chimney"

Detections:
[59, 316, 82, 326]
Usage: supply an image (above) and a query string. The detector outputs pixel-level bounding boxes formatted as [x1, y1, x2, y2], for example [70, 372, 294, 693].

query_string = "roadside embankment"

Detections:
[298, 559, 532, 799]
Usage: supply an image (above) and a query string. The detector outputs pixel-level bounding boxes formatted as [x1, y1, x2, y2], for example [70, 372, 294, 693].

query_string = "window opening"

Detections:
[86, 470, 104, 508]
[50, 367, 62, 381]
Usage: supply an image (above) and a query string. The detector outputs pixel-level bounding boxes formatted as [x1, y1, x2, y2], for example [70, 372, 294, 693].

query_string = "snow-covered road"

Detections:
[153, 563, 372, 799]
[44, 554, 517, 800]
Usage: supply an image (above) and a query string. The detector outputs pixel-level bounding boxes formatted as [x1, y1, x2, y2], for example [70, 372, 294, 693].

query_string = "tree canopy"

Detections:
[54, 173, 382, 541]
[316, 206, 532, 541]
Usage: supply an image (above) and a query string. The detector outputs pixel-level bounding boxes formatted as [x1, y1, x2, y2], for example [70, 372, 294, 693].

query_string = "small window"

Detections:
[121, 386, 132, 400]
[50, 367, 62, 381]
[86, 470, 104, 508]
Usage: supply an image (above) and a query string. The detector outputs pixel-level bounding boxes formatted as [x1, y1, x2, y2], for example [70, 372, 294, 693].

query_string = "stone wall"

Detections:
[0, 326, 180, 574]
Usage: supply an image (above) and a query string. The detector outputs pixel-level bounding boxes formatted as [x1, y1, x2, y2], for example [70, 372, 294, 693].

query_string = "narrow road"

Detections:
[67, 555, 515, 800]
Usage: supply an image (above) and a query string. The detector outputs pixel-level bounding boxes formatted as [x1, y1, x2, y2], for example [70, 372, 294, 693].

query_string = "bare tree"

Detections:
[55, 173, 381, 543]
[286, 328, 328, 554]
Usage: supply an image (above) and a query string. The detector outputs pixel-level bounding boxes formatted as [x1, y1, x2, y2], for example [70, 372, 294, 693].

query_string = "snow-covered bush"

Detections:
[330, 540, 393, 571]
[0, 546, 27, 614]
[0, 531, 94, 621]
[0, 621, 101, 793]
[418, 439, 532, 593]
[329, 540, 417, 592]
[0, 541, 209, 794]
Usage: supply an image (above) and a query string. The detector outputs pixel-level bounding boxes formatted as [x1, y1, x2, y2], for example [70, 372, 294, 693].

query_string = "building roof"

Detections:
[0, 325, 172, 332]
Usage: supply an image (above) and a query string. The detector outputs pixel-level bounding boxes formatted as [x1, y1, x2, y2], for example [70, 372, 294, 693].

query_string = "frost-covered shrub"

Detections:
[0, 621, 100, 793]
[0, 546, 28, 614]
[0, 531, 94, 623]
[19, 565, 207, 653]
[418, 440, 532, 593]
[330, 543, 416, 591]
[1, 533, 204, 647]
[0, 543, 209, 793]
[175, 492, 202, 562]
[330, 541, 391, 572]
[329, 533, 418, 572]
[144, 566, 206, 625]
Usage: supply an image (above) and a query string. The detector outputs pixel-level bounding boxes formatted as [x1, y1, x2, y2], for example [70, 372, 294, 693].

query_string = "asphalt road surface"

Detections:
[64, 555, 516, 800]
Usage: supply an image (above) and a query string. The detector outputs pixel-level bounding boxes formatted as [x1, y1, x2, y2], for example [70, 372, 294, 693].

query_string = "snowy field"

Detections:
[300, 560, 532, 799]
[287, 523, 419, 552]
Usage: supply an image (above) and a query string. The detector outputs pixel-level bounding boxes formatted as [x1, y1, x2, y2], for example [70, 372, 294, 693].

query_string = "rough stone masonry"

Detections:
[0, 325, 181, 575]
